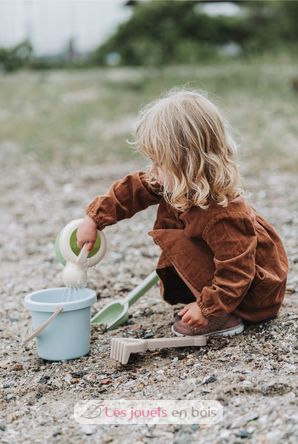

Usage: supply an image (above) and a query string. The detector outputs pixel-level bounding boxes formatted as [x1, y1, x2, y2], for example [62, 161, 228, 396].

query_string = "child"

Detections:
[77, 89, 288, 337]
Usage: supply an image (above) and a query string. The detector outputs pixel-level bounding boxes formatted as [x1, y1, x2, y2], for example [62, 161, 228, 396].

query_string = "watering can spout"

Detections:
[62, 262, 88, 287]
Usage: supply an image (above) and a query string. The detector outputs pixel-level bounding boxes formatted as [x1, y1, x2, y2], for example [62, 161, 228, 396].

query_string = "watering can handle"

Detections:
[23, 306, 63, 345]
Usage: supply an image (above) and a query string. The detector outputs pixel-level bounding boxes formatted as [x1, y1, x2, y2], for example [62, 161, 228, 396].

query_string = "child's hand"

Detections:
[77, 215, 97, 252]
[178, 302, 209, 329]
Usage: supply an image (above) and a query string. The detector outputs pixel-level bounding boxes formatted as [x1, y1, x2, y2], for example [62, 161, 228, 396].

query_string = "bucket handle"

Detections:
[23, 305, 63, 345]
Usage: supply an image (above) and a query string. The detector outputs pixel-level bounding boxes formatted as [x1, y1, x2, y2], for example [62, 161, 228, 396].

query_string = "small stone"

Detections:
[100, 378, 112, 385]
[0, 360, 10, 369]
[138, 329, 146, 336]
[101, 436, 114, 444]
[94, 323, 108, 334]
[220, 429, 231, 439]
[242, 380, 253, 388]
[71, 378, 81, 384]
[11, 363, 23, 371]
[64, 374, 73, 383]
[98, 386, 108, 393]
[202, 375, 217, 384]
[128, 324, 142, 330]
[286, 286, 295, 294]
[235, 429, 252, 438]
[231, 411, 259, 428]
[71, 371, 86, 378]
[84, 373, 97, 383]
[38, 375, 51, 384]
[80, 424, 97, 435]
[7, 414, 18, 424]
[52, 430, 62, 437]
[174, 432, 192, 444]
[143, 307, 154, 316]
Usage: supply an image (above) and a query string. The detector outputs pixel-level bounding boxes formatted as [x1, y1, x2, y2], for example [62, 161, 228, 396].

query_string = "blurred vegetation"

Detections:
[0, 53, 297, 172]
[0, 40, 33, 72]
[0, 2, 297, 172]
[0, 40, 93, 73]
[0, 0, 298, 72]
[92, 0, 298, 66]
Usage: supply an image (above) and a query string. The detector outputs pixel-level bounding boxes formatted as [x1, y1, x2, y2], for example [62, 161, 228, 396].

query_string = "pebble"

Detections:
[100, 378, 112, 385]
[38, 375, 51, 384]
[202, 374, 217, 384]
[235, 429, 252, 438]
[11, 363, 23, 371]
[94, 323, 108, 334]
[80, 425, 97, 436]
[231, 412, 259, 428]
[70, 371, 86, 378]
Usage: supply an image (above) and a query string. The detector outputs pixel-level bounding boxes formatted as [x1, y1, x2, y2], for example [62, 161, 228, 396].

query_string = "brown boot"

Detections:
[172, 313, 244, 337]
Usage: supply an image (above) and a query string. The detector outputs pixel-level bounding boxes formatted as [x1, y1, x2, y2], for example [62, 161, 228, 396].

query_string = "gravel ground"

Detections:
[0, 156, 297, 443]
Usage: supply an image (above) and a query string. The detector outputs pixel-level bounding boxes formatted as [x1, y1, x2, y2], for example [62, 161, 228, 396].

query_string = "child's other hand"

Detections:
[178, 302, 209, 328]
[77, 215, 97, 252]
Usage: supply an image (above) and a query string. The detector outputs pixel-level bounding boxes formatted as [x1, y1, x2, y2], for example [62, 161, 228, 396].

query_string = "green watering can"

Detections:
[55, 219, 159, 331]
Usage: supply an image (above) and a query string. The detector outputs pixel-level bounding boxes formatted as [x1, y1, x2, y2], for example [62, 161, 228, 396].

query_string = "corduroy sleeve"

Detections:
[86, 171, 162, 230]
[197, 214, 257, 317]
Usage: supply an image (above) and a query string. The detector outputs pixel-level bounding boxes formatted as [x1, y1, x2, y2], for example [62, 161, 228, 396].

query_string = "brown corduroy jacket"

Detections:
[86, 171, 289, 323]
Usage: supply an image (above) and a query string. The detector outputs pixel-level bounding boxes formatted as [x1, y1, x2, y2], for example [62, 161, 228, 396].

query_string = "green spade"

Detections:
[91, 271, 159, 330]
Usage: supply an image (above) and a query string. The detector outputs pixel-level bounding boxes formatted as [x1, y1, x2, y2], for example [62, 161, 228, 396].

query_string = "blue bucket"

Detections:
[24, 287, 97, 361]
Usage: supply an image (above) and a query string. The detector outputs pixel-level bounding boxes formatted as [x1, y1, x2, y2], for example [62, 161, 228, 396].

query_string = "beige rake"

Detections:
[110, 335, 207, 364]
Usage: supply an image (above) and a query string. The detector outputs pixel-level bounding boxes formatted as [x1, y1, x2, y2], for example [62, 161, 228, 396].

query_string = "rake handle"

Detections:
[145, 336, 206, 350]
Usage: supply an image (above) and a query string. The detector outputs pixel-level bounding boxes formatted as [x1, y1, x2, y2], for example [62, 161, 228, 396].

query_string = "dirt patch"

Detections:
[0, 158, 297, 443]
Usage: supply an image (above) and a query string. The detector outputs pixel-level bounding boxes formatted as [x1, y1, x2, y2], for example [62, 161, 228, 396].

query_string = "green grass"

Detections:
[1, 53, 297, 171]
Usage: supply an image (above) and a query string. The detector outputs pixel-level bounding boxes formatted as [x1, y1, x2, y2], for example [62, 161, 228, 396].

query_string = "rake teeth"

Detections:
[110, 338, 123, 361]
[110, 336, 208, 364]
[110, 338, 148, 364]
[110, 338, 116, 360]
[110, 338, 131, 364]
[121, 342, 131, 365]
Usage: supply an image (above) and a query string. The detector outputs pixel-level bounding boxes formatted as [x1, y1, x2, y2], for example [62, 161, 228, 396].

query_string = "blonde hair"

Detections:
[131, 88, 245, 211]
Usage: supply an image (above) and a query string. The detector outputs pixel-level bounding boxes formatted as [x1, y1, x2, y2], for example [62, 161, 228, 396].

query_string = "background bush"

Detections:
[1, 0, 298, 71]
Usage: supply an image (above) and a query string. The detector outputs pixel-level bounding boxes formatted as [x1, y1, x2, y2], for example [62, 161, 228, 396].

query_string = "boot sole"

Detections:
[171, 322, 245, 338]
